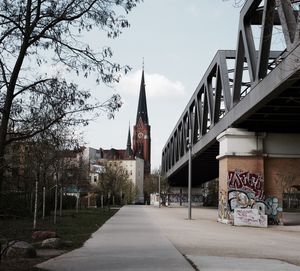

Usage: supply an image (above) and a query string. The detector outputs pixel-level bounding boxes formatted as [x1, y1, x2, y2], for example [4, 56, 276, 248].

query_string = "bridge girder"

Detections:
[162, 0, 300, 186]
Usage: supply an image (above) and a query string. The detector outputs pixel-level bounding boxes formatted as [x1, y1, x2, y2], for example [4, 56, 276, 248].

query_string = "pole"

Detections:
[76, 192, 79, 213]
[42, 186, 45, 220]
[54, 184, 58, 224]
[101, 194, 104, 209]
[59, 186, 63, 217]
[188, 128, 192, 220]
[33, 181, 38, 229]
[158, 171, 161, 208]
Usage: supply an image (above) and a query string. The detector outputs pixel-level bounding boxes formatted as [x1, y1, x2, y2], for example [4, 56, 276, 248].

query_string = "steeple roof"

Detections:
[127, 125, 132, 148]
[125, 124, 133, 157]
[136, 69, 149, 124]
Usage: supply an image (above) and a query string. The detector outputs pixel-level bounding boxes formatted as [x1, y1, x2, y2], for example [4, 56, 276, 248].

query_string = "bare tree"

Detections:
[97, 161, 137, 205]
[0, 0, 140, 195]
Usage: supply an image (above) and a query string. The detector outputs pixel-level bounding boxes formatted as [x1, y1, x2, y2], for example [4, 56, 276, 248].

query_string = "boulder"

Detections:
[32, 230, 56, 240]
[41, 238, 62, 249]
[5, 241, 36, 258]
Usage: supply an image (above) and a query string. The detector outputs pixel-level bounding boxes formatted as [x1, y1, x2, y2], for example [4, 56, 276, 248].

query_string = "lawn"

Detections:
[0, 208, 118, 270]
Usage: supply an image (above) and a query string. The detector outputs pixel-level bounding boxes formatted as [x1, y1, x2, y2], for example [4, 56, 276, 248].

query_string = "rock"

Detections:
[32, 230, 56, 240]
[5, 241, 36, 258]
[41, 238, 62, 249]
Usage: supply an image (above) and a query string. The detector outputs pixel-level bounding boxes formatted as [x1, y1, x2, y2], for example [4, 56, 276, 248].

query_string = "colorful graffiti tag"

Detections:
[166, 194, 203, 205]
[228, 170, 264, 199]
[217, 169, 282, 225]
[227, 189, 282, 224]
[218, 190, 231, 222]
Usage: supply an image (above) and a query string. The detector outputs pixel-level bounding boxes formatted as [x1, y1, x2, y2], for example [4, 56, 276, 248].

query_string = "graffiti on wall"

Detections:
[218, 169, 282, 225]
[234, 208, 267, 227]
[265, 197, 283, 224]
[228, 170, 264, 199]
[218, 189, 231, 221]
[167, 194, 203, 204]
[227, 189, 282, 224]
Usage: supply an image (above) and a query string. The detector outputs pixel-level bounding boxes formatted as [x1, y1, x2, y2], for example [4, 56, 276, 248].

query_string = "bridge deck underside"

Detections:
[238, 79, 300, 132]
[169, 77, 300, 187]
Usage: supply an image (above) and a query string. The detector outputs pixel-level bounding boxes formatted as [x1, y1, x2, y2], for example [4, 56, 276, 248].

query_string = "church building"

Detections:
[96, 68, 151, 203]
[132, 69, 151, 175]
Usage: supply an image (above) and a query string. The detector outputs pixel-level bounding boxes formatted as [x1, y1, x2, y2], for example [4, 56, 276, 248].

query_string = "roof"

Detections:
[136, 69, 149, 124]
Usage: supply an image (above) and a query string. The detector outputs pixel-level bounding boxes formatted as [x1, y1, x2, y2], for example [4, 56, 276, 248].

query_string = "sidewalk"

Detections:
[37, 206, 300, 271]
[144, 206, 300, 271]
[36, 206, 193, 271]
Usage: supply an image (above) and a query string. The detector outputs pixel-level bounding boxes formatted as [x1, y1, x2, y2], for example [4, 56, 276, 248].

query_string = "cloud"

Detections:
[118, 69, 187, 100]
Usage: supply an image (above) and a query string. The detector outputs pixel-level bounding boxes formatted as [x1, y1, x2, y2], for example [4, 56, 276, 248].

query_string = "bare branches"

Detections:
[0, 0, 140, 193]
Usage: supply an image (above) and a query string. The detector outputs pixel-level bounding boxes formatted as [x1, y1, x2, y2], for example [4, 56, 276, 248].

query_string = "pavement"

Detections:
[37, 206, 300, 271]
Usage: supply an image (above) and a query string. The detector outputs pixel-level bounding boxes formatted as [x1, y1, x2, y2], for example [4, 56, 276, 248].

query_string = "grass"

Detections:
[0, 208, 118, 270]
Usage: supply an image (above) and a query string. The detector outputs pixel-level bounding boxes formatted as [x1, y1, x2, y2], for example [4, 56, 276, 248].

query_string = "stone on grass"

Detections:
[5, 241, 36, 258]
[41, 238, 62, 249]
[32, 230, 57, 240]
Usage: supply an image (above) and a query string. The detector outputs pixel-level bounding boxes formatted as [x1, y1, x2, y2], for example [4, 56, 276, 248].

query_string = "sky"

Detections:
[79, 0, 243, 171]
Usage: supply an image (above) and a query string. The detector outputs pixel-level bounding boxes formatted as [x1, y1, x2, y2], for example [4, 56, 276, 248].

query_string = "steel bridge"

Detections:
[162, 0, 300, 186]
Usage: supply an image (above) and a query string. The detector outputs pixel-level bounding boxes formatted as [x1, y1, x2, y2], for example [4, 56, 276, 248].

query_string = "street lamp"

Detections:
[187, 128, 192, 220]
[158, 170, 161, 208]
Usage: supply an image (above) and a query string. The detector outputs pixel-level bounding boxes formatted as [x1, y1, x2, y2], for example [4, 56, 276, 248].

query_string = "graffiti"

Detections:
[234, 208, 267, 227]
[227, 189, 282, 225]
[228, 189, 259, 211]
[275, 173, 296, 193]
[228, 170, 264, 199]
[218, 190, 231, 221]
[192, 195, 203, 203]
[217, 169, 283, 225]
[167, 194, 203, 204]
[265, 197, 283, 225]
[168, 194, 185, 203]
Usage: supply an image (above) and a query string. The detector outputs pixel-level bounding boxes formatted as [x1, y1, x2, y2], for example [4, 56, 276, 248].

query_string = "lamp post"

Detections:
[158, 170, 161, 208]
[187, 128, 192, 220]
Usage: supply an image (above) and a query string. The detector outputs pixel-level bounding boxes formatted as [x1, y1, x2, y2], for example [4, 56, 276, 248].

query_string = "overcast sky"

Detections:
[79, 0, 243, 170]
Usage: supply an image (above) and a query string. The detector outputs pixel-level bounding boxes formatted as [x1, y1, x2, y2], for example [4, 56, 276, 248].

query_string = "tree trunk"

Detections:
[0, 42, 30, 198]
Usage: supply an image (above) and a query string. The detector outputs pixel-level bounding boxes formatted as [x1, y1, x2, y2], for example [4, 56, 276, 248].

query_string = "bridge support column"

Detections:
[217, 128, 300, 226]
[217, 128, 264, 225]
[263, 134, 300, 225]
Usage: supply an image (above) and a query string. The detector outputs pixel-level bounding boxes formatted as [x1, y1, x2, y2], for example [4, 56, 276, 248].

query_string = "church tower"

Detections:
[125, 124, 133, 159]
[133, 69, 151, 174]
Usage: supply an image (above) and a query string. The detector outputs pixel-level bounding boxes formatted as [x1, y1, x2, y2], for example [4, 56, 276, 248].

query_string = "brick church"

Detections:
[101, 68, 151, 175]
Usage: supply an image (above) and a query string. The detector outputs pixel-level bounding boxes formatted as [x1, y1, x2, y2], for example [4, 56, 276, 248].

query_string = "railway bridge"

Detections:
[161, 0, 300, 224]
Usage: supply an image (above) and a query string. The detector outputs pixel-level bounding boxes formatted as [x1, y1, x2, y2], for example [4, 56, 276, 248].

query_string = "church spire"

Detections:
[136, 68, 149, 124]
[125, 124, 133, 157]
[127, 124, 132, 148]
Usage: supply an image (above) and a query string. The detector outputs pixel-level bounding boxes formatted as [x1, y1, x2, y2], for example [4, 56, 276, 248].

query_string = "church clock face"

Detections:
[138, 132, 144, 139]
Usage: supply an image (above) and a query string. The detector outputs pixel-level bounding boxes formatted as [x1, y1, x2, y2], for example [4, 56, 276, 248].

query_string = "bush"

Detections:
[0, 192, 32, 217]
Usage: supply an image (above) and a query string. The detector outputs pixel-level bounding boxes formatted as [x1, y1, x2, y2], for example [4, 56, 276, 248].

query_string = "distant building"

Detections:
[79, 68, 151, 204]
[118, 157, 144, 203]
[132, 69, 151, 175]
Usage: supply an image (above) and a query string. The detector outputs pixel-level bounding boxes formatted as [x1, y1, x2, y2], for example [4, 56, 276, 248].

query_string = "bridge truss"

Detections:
[162, 0, 300, 186]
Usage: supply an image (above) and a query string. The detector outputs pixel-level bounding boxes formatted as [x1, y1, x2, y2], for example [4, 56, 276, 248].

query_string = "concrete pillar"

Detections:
[217, 128, 264, 224]
[217, 129, 300, 225]
[263, 134, 300, 225]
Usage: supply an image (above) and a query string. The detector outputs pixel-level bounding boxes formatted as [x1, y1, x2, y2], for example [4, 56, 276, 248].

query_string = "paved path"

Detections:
[144, 206, 300, 271]
[37, 206, 193, 271]
[37, 206, 300, 271]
